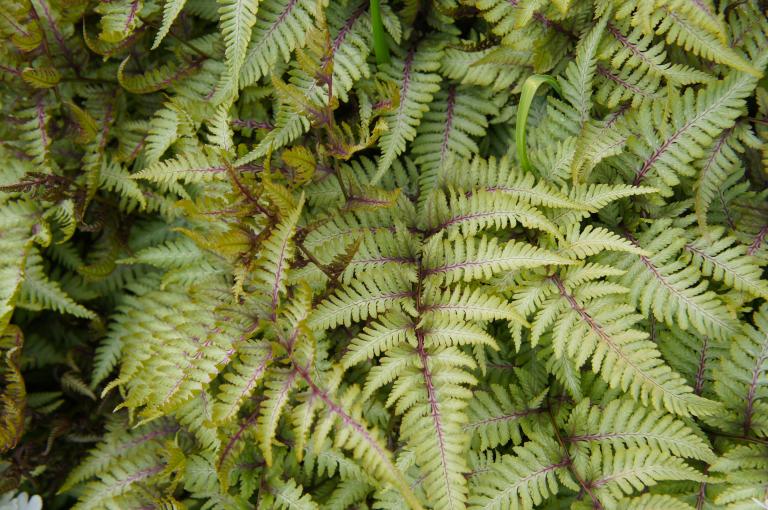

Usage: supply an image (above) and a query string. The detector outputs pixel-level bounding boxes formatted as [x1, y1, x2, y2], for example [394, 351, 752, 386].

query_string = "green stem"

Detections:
[370, 0, 390, 65]
[516, 74, 562, 173]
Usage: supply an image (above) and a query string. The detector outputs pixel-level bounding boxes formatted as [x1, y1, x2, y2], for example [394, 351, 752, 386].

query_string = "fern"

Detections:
[375, 39, 444, 183]
[3, 1, 768, 509]
[218, 0, 259, 94]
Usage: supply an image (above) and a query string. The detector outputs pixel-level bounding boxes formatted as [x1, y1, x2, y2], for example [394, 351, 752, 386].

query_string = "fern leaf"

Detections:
[612, 222, 738, 339]
[468, 438, 567, 510]
[684, 227, 768, 300]
[257, 367, 299, 466]
[239, 0, 314, 88]
[412, 85, 495, 193]
[212, 341, 272, 423]
[251, 194, 304, 319]
[272, 478, 318, 509]
[18, 250, 95, 319]
[653, 8, 759, 76]
[712, 304, 768, 437]
[423, 236, 574, 285]
[0, 327, 25, 453]
[424, 285, 528, 326]
[585, 445, 708, 506]
[374, 40, 444, 183]
[466, 383, 546, 451]
[559, 225, 647, 259]
[560, 16, 606, 124]
[218, 0, 259, 91]
[341, 310, 415, 368]
[566, 398, 715, 462]
[423, 190, 561, 240]
[630, 68, 762, 190]
[308, 273, 414, 330]
[534, 273, 718, 416]
[693, 124, 750, 229]
[443, 156, 586, 210]
[153, 0, 188, 49]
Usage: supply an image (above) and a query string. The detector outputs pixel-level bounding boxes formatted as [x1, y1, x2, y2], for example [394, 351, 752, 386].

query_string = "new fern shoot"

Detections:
[1, 1, 768, 509]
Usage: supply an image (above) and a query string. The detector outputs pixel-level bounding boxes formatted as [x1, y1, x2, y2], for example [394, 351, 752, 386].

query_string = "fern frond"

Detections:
[559, 16, 605, 125]
[251, 195, 304, 319]
[423, 236, 573, 286]
[118, 56, 203, 94]
[412, 84, 494, 192]
[0, 200, 38, 330]
[525, 272, 717, 416]
[583, 445, 708, 507]
[683, 226, 768, 300]
[652, 8, 759, 76]
[271, 478, 318, 509]
[710, 444, 768, 508]
[610, 221, 738, 339]
[711, 304, 768, 437]
[559, 224, 647, 259]
[212, 341, 272, 423]
[629, 67, 762, 191]
[375, 40, 444, 183]
[309, 272, 414, 330]
[423, 190, 560, 240]
[442, 156, 586, 210]
[423, 285, 528, 326]
[565, 398, 715, 462]
[18, 250, 95, 319]
[468, 438, 567, 510]
[693, 124, 752, 230]
[153, 0, 188, 49]
[218, 0, 259, 93]
[239, 0, 314, 88]
[0, 327, 25, 453]
[257, 367, 299, 466]
[341, 310, 415, 368]
[466, 383, 547, 451]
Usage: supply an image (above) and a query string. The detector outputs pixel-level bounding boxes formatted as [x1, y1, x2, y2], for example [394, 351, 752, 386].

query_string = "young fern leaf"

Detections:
[629, 65, 764, 191]
[239, 0, 315, 88]
[711, 304, 768, 437]
[422, 236, 574, 286]
[609, 221, 738, 339]
[559, 16, 606, 125]
[374, 40, 444, 183]
[468, 438, 568, 510]
[523, 271, 718, 416]
[683, 226, 768, 300]
[153, 0, 188, 49]
[565, 398, 715, 462]
[217, 0, 259, 93]
[412, 85, 495, 195]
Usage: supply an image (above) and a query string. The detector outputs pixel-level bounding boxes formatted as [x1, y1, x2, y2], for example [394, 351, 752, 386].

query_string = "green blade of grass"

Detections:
[370, 0, 390, 65]
[516, 74, 562, 173]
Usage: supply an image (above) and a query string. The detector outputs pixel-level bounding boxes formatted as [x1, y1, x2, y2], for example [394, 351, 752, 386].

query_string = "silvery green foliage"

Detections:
[1, 0, 768, 509]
